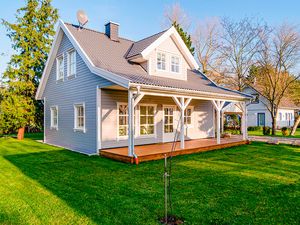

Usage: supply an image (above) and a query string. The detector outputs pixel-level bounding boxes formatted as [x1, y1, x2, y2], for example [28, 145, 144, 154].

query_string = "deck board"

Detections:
[100, 136, 249, 164]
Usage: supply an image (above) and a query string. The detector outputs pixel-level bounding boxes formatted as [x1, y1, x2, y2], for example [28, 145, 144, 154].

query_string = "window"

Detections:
[157, 52, 166, 70]
[184, 107, 193, 126]
[171, 56, 180, 73]
[118, 104, 128, 137]
[67, 50, 76, 77]
[140, 105, 155, 135]
[50, 106, 58, 129]
[56, 55, 64, 80]
[285, 113, 288, 121]
[279, 112, 282, 121]
[74, 103, 85, 131]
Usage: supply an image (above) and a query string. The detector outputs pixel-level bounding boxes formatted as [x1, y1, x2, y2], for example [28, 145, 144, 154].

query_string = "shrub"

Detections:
[281, 127, 289, 136]
[224, 129, 241, 135]
[263, 126, 271, 135]
[248, 126, 261, 131]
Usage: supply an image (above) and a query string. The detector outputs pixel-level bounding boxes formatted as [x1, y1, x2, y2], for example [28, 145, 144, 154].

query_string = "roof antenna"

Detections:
[76, 10, 88, 30]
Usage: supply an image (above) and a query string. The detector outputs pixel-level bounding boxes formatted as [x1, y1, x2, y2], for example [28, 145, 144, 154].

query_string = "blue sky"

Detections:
[1, 0, 300, 76]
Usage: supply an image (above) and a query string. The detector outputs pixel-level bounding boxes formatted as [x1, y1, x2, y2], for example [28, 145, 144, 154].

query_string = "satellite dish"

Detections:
[77, 10, 88, 28]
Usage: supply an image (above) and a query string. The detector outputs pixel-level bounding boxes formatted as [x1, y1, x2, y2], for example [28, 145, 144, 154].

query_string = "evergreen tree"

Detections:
[0, 0, 58, 139]
[172, 21, 195, 55]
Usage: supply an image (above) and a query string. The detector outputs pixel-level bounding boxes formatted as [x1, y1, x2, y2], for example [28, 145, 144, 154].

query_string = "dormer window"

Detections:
[56, 55, 64, 81]
[157, 52, 166, 70]
[171, 56, 180, 73]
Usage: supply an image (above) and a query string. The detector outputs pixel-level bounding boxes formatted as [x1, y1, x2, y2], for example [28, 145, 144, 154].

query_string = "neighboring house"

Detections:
[224, 86, 299, 128]
[36, 20, 251, 155]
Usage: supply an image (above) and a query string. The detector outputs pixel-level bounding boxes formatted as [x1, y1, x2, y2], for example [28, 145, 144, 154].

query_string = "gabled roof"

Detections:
[36, 20, 251, 101]
[126, 30, 167, 58]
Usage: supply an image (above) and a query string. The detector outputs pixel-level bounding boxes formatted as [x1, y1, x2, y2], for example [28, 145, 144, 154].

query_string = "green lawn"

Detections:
[248, 128, 300, 138]
[0, 135, 299, 224]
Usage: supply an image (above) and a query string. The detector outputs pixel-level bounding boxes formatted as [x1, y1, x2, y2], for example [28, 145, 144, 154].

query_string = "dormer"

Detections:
[126, 26, 198, 80]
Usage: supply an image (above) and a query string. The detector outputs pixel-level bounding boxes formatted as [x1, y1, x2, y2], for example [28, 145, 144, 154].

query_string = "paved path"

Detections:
[249, 136, 300, 145]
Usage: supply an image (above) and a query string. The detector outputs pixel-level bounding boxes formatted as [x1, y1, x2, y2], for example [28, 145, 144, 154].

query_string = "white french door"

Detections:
[163, 106, 176, 142]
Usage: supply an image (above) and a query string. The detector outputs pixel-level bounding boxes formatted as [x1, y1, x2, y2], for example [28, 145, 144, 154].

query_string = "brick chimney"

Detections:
[105, 21, 119, 41]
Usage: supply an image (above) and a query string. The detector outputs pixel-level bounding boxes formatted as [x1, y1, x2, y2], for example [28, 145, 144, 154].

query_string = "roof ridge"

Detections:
[132, 28, 169, 44]
[64, 22, 134, 42]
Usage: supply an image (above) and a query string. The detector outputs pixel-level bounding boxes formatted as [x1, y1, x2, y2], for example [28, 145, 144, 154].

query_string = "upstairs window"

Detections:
[171, 56, 180, 73]
[56, 55, 64, 81]
[67, 50, 76, 77]
[157, 52, 166, 70]
[74, 103, 85, 132]
[50, 106, 58, 129]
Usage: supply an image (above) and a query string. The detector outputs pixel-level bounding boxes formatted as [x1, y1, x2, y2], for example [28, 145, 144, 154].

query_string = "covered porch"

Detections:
[100, 136, 249, 163]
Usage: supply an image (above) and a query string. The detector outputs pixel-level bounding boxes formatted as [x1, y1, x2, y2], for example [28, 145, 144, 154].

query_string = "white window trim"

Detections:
[138, 104, 157, 138]
[156, 51, 167, 71]
[73, 103, 86, 133]
[184, 106, 194, 128]
[67, 49, 76, 78]
[50, 105, 58, 130]
[56, 54, 64, 81]
[170, 54, 181, 74]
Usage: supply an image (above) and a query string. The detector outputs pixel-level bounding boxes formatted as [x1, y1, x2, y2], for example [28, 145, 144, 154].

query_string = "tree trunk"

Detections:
[17, 127, 25, 140]
[271, 116, 276, 135]
[290, 116, 300, 136]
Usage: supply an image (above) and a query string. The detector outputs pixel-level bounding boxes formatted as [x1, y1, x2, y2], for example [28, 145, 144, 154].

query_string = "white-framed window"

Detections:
[50, 106, 58, 129]
[56, 55, 64, 81]
[164, 106, 174, 133]
[157, 52, 166, 70]
[171, 55, 180, 73]
[139, 105, 155, 136]
[67, 49, 76, 77]
[279, 112, 282, 121]
[184, 106, 193, 126]
[118, 103, 128, 137]
[74, 103, 85, 132]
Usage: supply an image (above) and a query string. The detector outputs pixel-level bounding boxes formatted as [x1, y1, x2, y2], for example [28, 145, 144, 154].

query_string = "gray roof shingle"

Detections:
[65, 23, 250, 99]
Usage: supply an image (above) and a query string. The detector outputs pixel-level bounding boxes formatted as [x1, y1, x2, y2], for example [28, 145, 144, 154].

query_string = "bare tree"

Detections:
[162, 3, 190, 29]
[220, 17, 267, 91]
[192, 18, 227, 83]
[254, 24, 300, 135]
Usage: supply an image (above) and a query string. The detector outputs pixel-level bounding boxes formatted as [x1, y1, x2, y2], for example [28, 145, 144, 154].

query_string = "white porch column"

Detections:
[172, 96, 192, 149]
[128, 90, 134, 157]
[180, 97, 185, 149]
[211, 100, 225, 144]
[242, 102, 248, 140]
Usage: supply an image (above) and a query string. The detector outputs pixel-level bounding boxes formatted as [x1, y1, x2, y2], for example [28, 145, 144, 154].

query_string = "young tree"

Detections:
[220, 17, 268, 91]
[0, 0, 58, 139]
[172, 21, 195, 55]
[163, 3, 195, 55]
[252, 24, 300, 135]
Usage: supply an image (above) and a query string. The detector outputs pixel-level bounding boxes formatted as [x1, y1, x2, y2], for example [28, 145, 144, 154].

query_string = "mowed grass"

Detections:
[248, 128, 300, 138]
[0, 134, 299, 224]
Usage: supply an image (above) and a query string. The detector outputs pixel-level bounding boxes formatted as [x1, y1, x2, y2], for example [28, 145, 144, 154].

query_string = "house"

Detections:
[223, 86, 299, 129]
[36, 20, 251, 156]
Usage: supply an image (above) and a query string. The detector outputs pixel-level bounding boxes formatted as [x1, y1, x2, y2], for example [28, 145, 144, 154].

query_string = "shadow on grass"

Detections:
[4, 141, 300, 224]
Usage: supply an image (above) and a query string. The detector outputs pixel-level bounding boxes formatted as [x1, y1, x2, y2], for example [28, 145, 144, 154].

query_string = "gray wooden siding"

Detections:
[101, 89, 214, 149]
[43, 33, 112, 154]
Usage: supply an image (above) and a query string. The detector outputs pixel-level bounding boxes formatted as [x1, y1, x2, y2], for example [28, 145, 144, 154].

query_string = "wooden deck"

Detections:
[100, 136, 249, 164]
